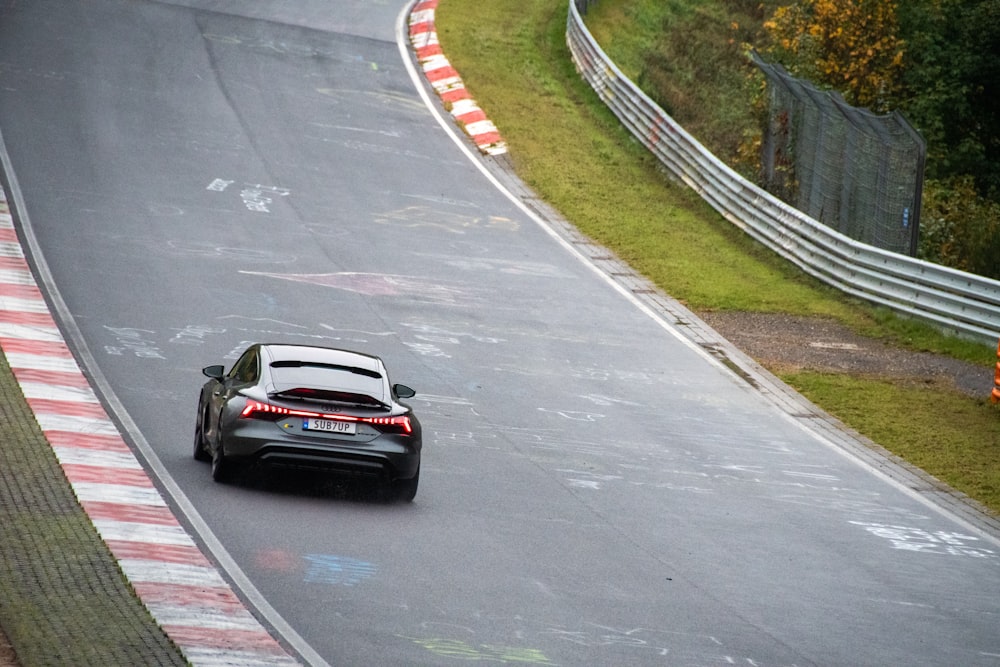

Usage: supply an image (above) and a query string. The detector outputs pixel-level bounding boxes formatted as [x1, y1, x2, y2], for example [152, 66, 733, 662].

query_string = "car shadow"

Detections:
[229, 464, 402, 505]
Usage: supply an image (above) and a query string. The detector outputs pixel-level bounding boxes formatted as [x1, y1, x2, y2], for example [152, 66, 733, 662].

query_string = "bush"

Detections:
[918, 177, 1000, 279]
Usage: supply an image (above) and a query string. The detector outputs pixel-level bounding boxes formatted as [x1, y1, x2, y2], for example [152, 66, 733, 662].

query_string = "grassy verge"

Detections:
[783, 372, 1000, 508]
[434, 0, 1000, 514]
[0, 350, 186, 666]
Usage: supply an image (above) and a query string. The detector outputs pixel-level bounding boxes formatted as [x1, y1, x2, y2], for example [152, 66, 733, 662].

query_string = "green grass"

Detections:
[435, 0, 1000, 514]
[0, 351, 186, 666]
[783, 372, 1000, 511]
[586, 0, 772, 174]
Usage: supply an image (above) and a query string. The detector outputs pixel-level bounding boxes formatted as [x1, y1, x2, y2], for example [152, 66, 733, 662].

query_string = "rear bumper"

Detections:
[223, 421, 421, 480]
[253, 443, 420, 480]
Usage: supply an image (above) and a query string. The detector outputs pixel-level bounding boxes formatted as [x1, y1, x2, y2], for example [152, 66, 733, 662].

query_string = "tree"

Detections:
[763, 0, 906, 112]
[897, 0, 1000, 199]
[762, 0, 1000, 278]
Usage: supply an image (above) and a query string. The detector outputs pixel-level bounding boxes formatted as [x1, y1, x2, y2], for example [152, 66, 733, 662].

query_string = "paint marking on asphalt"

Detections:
[0, 187, 302, 666]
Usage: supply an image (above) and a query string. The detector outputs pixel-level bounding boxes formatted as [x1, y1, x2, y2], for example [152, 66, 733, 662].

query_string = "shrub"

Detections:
[919, 177, 1000, 279]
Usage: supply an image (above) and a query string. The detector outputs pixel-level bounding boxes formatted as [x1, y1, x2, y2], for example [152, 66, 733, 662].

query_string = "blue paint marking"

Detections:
[303, 554, 377, 586]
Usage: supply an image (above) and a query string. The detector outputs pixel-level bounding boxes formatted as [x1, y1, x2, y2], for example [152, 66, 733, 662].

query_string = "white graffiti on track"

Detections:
[400, 192, 481, 209]
[850, 521, 997, 558]
[374, 205, 519, 234]
[206, 178, 232, 192]
[205, 178, 290, 213]
[104, 327, 165, 359]
[308, 121, 402, 139]
[169, 325, 226, 345]
[537, 407, 605, 422]
[566, 365, 657, 384]
[557, 469, 625, 491]
[403, 341, 450, 358]
[240, 271, 471, 306]
[400, 322, 506, 345]
[397, 321, 506, 359]
[774, 495, 930, 522]
[578, 393, 643, 407]
[240, 184, 290, 213]
[415, 253, 569, 278]
[100, 322, 392, 360]
[201, 33, 356, 62]
[115, 236, 296, 263]
[431, 430, 501, 451]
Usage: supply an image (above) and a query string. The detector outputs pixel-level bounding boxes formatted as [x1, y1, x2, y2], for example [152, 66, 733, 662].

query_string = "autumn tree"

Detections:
[761, 0, 1000, 276]
[763, 0, 906, 112]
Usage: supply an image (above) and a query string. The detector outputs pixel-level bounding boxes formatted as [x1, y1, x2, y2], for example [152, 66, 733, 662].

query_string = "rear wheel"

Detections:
[193, 407, 211, 462]
[211, 437, 239, 483]
[390, 465, 419, 503]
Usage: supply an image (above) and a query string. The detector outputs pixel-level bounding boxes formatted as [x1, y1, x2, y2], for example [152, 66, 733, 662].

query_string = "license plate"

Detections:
[303, 418, 356, 435]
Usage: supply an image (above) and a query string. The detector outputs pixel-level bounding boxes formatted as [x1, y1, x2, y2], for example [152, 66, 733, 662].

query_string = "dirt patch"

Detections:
[697, 311, 996, 399]
[0, 627, 17, 667]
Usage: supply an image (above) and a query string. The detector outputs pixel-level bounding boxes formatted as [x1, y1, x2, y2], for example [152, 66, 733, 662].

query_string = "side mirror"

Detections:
[393, 383, 415, 399]
[202, 365, 225, 380]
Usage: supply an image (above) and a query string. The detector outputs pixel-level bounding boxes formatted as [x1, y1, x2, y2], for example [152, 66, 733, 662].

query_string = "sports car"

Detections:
[194, 343, 422, 501]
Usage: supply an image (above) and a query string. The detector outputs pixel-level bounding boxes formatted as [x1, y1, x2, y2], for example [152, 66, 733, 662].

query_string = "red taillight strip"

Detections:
[240, 400, 356, 420]
[362, 415, 412, 434]
[241, 400, 411, 433]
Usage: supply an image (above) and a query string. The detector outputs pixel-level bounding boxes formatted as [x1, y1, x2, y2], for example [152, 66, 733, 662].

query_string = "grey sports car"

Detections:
[194, 343, 422, 501]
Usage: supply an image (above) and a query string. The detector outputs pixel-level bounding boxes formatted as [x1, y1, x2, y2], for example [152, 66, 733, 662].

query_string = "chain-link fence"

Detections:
[753, 52, 925, 256]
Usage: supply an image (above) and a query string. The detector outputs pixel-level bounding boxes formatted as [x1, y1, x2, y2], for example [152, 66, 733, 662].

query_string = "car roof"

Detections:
[261, 344, 382, 372]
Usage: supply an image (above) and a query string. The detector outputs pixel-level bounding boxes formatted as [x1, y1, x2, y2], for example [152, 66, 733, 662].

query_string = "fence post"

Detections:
[992, 340, 1000, 404]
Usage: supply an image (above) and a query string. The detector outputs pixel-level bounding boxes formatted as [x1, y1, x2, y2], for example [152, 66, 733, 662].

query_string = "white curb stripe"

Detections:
[117, 560, 229, 588]
[463, 119, 500, 136]
[6, 352, 80, 372]
[0, 269, 34, 284]
[18, 381, 100, 403]
[181, 649, 300, 667]
[147, 605, 263, 631]
[0, 239, 25, 254]
[33, 412, 121, 435]
[408, 0, 507, 155]
[52, 447, 145, 469]
[93, 521, 199, 547]
[73, 482, 170, 506]
[0, 321, 63, 340]
[0, 295, 48, 312]
[409, 8, 434, 23]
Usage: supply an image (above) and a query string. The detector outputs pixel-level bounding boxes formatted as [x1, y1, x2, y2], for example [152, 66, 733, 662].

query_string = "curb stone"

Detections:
[0, 186, 302, 666]
[408, 0, 507, 155]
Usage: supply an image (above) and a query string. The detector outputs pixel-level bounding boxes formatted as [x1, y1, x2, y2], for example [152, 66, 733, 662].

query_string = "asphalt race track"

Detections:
[1, 1, 998, 665]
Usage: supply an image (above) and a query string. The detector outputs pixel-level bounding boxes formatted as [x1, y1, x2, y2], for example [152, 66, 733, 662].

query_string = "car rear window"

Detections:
[269, 363, 385, 402]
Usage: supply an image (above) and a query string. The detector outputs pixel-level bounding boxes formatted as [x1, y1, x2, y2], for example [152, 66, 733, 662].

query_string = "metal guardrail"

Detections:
[566, 0, 1000, 344]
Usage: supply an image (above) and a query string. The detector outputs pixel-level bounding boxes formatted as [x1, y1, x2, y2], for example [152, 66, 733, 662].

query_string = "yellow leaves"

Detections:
[763, 0, 906, 111]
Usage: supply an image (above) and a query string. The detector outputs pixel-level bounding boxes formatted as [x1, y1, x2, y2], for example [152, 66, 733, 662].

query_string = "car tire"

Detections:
[193, 409, 211, 462]
[211, 437, 239, 483]
[390, 465, 419, 503]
